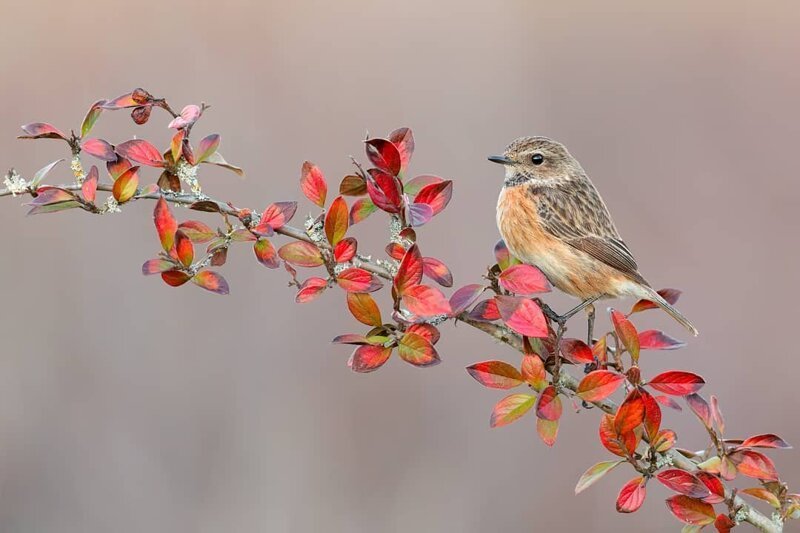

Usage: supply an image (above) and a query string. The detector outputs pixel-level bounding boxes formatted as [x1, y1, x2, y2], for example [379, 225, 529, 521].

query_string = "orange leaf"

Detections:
[466, 361, 523, 389]
[324, 196, 349, 245]
[346, 292, 382, 327]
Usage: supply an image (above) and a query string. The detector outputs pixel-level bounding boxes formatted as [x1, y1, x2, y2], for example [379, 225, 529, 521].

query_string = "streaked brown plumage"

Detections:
[491, 136, 698, 336]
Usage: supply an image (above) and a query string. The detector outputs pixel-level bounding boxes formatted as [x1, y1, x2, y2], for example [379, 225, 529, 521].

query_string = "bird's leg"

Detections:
[586, 303, 596, 346]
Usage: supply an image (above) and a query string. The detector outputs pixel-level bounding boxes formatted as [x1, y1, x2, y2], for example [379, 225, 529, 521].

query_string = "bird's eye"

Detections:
[531, 154, 544, 165]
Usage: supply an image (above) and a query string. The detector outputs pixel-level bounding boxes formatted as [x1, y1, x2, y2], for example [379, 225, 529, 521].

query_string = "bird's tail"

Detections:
[641, 286, 699, 337]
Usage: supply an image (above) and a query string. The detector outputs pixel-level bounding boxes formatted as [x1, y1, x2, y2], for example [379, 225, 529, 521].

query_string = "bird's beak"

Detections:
[488, 155, 513, 165]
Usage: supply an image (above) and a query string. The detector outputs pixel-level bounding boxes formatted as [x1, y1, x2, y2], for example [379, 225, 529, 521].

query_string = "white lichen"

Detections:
[3, 169, 28, 196]
[654, 454, 674, 469]
[304, 214, 325, 244]
[100, 196, 121, 214]
[70, 156, 85, 184]
[734, 507, 750, 523]
[175, 159, 202, 194]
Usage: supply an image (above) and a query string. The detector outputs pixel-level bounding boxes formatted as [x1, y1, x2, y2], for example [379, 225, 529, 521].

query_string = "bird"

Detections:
[490, 136, 698, 338]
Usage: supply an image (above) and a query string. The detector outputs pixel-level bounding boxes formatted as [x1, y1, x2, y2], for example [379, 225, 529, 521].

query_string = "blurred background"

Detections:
[0, 0, 798, 531]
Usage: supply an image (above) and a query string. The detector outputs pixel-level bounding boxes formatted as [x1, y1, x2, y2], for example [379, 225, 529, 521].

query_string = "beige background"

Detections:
[0, 0, 798, 531]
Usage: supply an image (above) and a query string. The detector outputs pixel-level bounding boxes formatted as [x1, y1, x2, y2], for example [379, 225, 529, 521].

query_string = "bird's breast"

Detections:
[496, 185, 623, 299]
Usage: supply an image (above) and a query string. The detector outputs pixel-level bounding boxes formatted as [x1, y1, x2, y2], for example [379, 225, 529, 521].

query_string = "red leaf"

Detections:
[730, 450, 779, 481]
[365, 138, 402, 176]
[346, 292, 382, 327]
[175, 230, 194, 267]
[336, 268, 376, 293]
[404, 174, 443, 197]
[685, 393, 713, 429]
[366, 170, 403, 213]
[490, 393, 536, 428]
[495, 295, 548, 337]
[82, 138, 117, 161]
[610, 309, 640, 363]
[406, 323, 440, 345]
[657, 470, 711, 499]
[19, 122, 67, 140]
[655, 395, 683, 411]
[324, 196, 349, 245]
[300, 161, 327, 208]
[196, 133, 220, 164]
[413, 180, 453, 216]
[498, 264, 551, 295]
[560, 338, 594, 364]
[394, 244, 423, 295]
[649, 371, 705, 396]
[154, 197, 178, 252]
[599, 414, 636, 457]
[614, 389, 645, 435]
[468, 299, 501, 322]
[449, 284, 485, 315]
[741, 434, 792, 450]
[576, 370, 625, 402]
[616, 477, 647, 513]
[161, 270, 191, 287]
[112, 166, 139, 203]
[630, 288, 682, 314]
[348, 345, 392, 373]
[334, 237, 358, 263]
[278, 241, 325, 267]
[254, 238, 279, 268]
[695, 472, 726, 504]
[167, 104, 201, 129]
[639, 330, 686, 350]
[641, 389, 662, 442]
[422, 257, 452, 287]
[142, 259, 174, 275]
[82, 165, 98, 203]
[535, 385, 562, 421]
[665, 495, 716, 526]
[466, 361, 523, 389]
[257, 202, 298, 232]
[389, 127, 415, 171]
[116, 139, 165, 167]
[295, 277, 328, 303]
[714, 514, 736, 533]
[403, 285, 452, 317]
[191, 271, 229, 295]
[398, 332, 440, 367]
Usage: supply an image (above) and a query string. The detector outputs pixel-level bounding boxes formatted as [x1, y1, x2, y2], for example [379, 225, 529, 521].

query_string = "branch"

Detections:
[458, 317, 783, 533]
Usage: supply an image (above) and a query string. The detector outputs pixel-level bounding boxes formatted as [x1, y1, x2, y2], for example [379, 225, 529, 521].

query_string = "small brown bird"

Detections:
[491, 136, 698, 337]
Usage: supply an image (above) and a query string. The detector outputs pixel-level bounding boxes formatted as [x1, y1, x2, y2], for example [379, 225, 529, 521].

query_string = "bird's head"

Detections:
[489, 136, 582, 188]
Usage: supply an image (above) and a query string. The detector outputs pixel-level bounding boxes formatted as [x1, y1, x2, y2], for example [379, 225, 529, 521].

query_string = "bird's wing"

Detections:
[533, 181, 643, 280]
